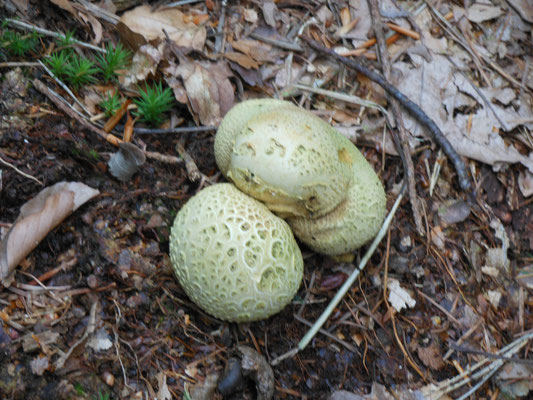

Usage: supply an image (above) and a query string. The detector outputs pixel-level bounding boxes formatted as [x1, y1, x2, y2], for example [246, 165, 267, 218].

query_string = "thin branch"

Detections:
[0, 155, 43, 185]
[271, 183, 406, 366]
[367, 0, 424, 234]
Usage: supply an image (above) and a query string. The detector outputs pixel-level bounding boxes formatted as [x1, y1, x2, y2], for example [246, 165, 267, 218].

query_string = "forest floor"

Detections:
[0, 0, 532, 399]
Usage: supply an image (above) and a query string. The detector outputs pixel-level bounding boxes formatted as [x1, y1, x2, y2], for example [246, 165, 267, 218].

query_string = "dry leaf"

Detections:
[507, 0, 533, 23]
[387, 278, 416, 312]
[156, 372, 172, 400]
[0, 182, 99, 286]
[232, 39, 275, 63]
[261, 1, 278, 27]
[224, 52, 260, 69]
[467, 4, 503, 23]
[30, 355, 50, 376]
[417, 344, 445, 370]
[393, 54, 533, 173]
[108, 142, 146, 181]
[123, 44, 162, 87]
[119, 5, 206, 50]
[167, 59, 234, 126]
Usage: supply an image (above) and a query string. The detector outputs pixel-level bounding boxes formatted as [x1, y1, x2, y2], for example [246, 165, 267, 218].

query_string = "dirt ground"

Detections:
[0, 1, 532, 399]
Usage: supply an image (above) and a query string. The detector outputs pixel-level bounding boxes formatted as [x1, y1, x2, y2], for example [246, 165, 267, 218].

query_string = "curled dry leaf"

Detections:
[0, 182, 99, 286]
[108, 142, 146, 182]
[119, 5, 206, 51]
[166, 59, 234, 126]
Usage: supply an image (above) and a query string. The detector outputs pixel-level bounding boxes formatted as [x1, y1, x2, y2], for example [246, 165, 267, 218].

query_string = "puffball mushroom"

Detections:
[169, 183, 303, 322]
[287, 142, 387, 256]
[214, 99, 387, 256]
[216, 100, 354, 218]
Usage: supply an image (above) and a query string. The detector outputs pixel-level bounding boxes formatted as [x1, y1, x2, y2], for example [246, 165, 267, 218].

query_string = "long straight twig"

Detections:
[271, 183, 406, 366]
[301, 36, 473, 195]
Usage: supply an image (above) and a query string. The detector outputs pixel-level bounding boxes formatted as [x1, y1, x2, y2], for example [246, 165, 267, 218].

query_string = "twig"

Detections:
[450, 344, 533, 366]
[300, 36, 473, 195]
[249, 32, 304, 52]
[33, 79, 122, 146]
[0, 62, 41, 68]
[5, 18, 106, 53]
[293, 314, 358, 353]
[33, 79, 183, 165]
[55, 301, 97, 369]
[214, 0, 227, 54]
[271, 183, 406, 366]
[176, 139, 201, 182]
[127, 126, 216, 135]
[367, 0, 424, 234]
[0, 155, 43, 185]
[37, 59, 92, 117]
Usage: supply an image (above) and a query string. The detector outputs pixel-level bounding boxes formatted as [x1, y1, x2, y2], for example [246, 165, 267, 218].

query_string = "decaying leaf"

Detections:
[417, 344, 445, 370]
[119, 5, 206, 50]
[393, 54, 533, 174]
[166, 59, 234, 126]
[237, 345, 274, 400]
[496, 362, 533, 398]
[86, 327, 113, 352]
[156, 372, 172, 400]
[108, 142, 146, 182]
[518, 170, 533, 197]
[387, 278, 416, 312]
[123, 44, 162, 87]
[0, 182, 99, 286]
[30, 355, 50, 376]
[466, 4, 503, 23]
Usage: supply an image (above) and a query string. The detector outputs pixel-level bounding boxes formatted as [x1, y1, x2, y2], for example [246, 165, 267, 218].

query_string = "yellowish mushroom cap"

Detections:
[226, 107, 355, 218]
[287, 141, 386, 256]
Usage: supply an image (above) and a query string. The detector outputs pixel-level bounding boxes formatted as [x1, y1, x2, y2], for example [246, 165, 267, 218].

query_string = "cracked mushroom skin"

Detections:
[287, 142, 387, 256]
[216, 103, 354, 218]
[169, 183, 303, 322]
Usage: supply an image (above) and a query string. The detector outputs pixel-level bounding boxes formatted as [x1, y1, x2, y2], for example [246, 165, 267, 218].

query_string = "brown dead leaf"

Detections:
[123, 44, 162, 87]
[224, 52, 260, 69]
[119, 5, 206, 50]
[417, 343, 445, 370]
[50, 0, 102, 44]
[0, 182, 99, 286]
[232, 39, 275, 63]
[167, 59, 234, 126]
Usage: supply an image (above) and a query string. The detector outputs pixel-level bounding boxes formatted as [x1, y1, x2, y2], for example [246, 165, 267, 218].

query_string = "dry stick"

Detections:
[0, 155, 43, 185]
[128, 126, 216, 135]
[368, 0, 424, 235]
[301, 36, 473, 196]
[271, 183, 405, 366]
[33, 79, 182, 165]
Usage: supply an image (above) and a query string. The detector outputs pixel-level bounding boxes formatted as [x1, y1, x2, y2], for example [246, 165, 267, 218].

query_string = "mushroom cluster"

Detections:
[215, 99, 387, 256]
[169, 99, 386, 322]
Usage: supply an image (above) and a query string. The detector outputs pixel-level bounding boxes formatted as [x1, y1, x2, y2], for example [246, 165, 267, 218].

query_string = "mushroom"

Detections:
[214, 99, 386, 256]
[169, 183, 303, 322]
[215, 100, 354, 218]
[287, 142, 387, 256]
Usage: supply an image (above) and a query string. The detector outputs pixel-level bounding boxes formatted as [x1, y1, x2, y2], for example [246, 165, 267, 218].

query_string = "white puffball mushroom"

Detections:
[287, 142, 387, 256]
[169, 183, 303, 322]
[217, 104, 355, 218]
